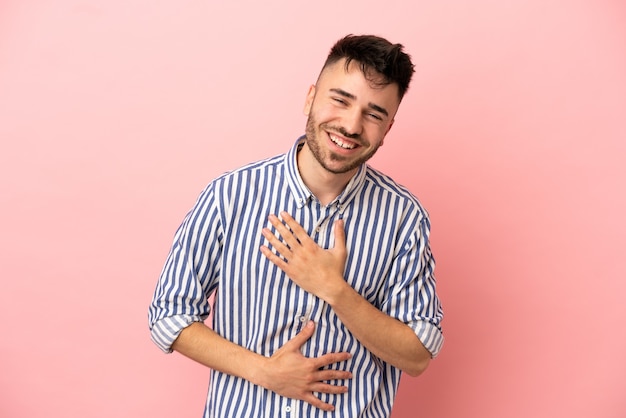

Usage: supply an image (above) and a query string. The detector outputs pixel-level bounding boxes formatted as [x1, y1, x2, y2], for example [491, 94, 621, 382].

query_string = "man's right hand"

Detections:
[254, 321, 353, 412]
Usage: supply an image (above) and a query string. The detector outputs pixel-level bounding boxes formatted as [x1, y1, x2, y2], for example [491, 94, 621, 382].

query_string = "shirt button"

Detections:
[285, 406, 292, 412]
[299, 316, 307, 322]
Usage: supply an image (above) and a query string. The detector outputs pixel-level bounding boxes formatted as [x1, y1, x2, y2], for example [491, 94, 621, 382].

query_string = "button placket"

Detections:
[315, 203, 345, 246]
[282, 398, 300, 417]
[295, 301, 314, 331]
[313, 205, 336, 240]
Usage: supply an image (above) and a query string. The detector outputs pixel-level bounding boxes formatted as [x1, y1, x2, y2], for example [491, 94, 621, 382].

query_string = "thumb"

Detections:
[286, 320, 315, 349]
[333, 219, 346, 251]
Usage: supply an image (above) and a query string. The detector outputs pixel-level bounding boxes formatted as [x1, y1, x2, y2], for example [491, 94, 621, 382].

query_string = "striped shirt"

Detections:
[148, 136, 444, 418]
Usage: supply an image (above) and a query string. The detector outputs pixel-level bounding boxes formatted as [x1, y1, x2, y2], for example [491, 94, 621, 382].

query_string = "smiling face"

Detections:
[302, 58, 401, 176]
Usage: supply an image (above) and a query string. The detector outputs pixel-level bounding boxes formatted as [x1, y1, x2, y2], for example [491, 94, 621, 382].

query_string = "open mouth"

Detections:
[329, 133, 357, 150]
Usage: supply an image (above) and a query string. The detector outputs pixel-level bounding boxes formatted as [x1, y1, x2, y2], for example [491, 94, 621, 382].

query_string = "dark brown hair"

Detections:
[321, 34, 415, 100]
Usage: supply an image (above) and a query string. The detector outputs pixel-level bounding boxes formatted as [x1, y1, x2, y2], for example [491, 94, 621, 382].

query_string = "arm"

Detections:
[325, 281, 431, 376]
[260, 212, 436, 377]
[148, 187, 352, 411]
[171, 321, 352, 411]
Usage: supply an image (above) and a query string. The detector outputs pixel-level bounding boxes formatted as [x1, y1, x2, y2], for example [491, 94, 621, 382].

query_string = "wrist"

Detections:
[246, 353, 270, 389]
[324, 277, 352, 307]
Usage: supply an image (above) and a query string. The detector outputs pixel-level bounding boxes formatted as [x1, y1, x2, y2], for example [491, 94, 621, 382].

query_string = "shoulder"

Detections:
[215, 153, 284, 182]
[201, 153, 285, 194]
[363, 165, 430, 223]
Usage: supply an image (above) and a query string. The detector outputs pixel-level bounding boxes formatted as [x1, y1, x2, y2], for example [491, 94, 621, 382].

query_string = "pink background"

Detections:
[1, 1, 625, 417]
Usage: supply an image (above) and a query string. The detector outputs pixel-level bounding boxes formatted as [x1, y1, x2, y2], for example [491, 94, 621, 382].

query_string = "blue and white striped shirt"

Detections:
[148, 137, 444, 417]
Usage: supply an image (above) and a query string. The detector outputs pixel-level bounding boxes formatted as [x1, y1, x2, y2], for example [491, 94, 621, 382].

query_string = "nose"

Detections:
[342, 108, 363, 138]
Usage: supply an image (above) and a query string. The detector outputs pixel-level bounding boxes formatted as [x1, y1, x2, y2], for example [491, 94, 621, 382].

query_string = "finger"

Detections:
[313, 369, 353, 383]
[268, 214, 301, 249]
[302, 394, 336, 412]
[284, 320, 315, 349]
[261, 227, 292, 258]
[310, 381, 350, 395]
[279, 211, 312, 245]
[313, 351, 352, 368]
[333, 219, 346, 251]
[259, 245, 289, 271]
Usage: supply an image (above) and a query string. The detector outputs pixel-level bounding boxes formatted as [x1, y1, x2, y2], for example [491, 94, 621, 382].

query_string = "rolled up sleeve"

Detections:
[150, 314, 208, 353]
[382, 218, 444, 358]
[148, 186, 222, 353]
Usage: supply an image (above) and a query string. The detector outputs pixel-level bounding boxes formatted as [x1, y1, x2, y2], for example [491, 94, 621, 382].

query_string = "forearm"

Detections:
[327, 282, 431, 377]
[171, 322, 267, 386]
[171, 320, 352, 411]
[260, 214, 436, 376]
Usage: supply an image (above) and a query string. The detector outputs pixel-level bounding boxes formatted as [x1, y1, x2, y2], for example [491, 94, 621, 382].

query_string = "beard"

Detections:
[304, 112, 381, 175]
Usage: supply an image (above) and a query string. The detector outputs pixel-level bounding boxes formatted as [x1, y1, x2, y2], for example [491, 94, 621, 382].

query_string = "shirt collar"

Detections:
[284, 135, 367, 209]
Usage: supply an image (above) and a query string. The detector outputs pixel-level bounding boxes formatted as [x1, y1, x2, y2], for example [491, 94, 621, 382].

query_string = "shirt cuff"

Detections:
[413, 320, 444, 358]
[150, 314, 206, 353]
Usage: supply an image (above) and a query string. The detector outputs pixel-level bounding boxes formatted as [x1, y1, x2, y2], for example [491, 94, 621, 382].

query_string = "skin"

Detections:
[299, 59, 399, 204]
[172, 321, 352, 412]
[260, 213, 431, 376]
[172, 58, 431, 412]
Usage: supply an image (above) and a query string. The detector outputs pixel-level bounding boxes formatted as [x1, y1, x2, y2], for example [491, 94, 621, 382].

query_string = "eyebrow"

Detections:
[329, 88, 389, 117]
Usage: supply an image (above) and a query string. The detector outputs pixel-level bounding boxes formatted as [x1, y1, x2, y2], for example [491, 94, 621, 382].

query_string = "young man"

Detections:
[149, 34, 444, 417]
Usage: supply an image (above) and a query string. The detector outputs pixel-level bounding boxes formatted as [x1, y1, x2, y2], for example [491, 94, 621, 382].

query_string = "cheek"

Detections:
[310, 102, 341, 122]
[365, 123, 390, 142]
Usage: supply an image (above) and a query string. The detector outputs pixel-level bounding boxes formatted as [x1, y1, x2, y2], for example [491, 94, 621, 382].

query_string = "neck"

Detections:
[296, 142, 357, 206]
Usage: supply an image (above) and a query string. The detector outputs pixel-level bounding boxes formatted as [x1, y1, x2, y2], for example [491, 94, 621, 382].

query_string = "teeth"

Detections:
[330, 134, 356, 149]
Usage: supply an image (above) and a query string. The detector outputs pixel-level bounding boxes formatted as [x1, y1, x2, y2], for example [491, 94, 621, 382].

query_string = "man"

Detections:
[149, 34, 444, 417]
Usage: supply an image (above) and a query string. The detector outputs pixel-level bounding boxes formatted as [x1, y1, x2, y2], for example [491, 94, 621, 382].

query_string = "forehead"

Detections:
[317, 59, 401, 109]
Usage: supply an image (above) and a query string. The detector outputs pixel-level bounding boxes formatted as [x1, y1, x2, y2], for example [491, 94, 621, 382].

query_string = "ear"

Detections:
[303, 84, 316, 116]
